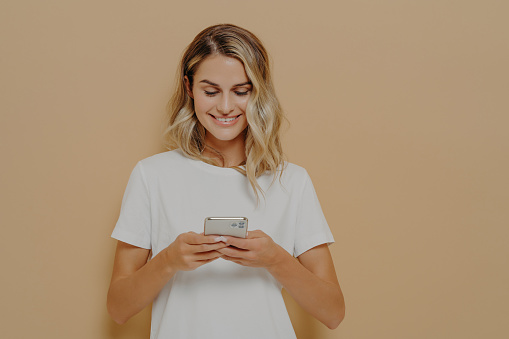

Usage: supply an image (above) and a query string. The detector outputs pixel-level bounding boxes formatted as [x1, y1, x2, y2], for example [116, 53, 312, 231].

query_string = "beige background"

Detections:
[1, 0, 508, 338]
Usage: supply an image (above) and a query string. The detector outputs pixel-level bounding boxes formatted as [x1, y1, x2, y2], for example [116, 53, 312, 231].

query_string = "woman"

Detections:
[107, 24, 345, 338]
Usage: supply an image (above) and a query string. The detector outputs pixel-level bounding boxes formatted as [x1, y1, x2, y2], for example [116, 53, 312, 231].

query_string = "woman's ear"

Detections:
[184, 76, 194, 99]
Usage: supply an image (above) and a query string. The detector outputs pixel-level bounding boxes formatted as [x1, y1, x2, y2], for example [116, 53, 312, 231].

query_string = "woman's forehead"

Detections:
[194, 55, 249, 86]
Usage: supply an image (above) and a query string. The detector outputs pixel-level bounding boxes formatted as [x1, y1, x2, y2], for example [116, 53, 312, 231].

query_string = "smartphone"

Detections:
[204, 217, 248, 238]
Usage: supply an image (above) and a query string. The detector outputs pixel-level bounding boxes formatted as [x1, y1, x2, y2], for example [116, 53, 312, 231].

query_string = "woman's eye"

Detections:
[204, 91, 219, 96]
[235, 91, 249, 96]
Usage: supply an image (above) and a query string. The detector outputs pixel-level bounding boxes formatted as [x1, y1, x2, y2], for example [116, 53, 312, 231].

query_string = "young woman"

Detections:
[107, 24, 345, 338]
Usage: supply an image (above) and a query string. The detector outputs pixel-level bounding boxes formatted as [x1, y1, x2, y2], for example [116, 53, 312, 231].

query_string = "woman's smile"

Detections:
[209, 113, 242, 126]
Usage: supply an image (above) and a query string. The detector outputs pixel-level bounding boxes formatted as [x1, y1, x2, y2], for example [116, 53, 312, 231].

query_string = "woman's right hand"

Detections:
[108, 232, 227, 324]
[163, 232, 228, 272]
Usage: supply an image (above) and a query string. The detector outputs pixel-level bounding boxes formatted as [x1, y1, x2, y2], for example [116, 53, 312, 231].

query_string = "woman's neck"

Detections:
[202, 132, 246, 167]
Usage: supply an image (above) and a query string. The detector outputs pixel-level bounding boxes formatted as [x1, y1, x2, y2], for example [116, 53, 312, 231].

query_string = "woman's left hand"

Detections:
[218, 230, 345, 328]
[216, 230, 287, 268]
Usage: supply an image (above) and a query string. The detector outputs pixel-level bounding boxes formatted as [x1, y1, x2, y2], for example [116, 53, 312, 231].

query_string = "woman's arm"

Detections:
[274, 243, 345, 329]
[217, 231, 345, 329]
[107, 233, 228, 324]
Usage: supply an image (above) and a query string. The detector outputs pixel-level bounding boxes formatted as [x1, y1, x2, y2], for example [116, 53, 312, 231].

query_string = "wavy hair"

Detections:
[164, 24, 286, 202]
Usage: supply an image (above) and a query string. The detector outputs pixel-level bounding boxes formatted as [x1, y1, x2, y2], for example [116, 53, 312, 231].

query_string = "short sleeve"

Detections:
[111, 162, 152, 249]
[293, 171, 334, 257]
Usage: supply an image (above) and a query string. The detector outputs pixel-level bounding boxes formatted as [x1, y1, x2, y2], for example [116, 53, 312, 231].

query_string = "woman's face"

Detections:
[187, 54, 252, 146]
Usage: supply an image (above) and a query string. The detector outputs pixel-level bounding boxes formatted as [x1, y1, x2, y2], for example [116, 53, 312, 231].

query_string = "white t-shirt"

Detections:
[112, 149, 334, 339]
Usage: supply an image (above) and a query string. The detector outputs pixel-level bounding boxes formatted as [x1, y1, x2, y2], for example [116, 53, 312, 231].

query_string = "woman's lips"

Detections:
[209, 114, 241, 126]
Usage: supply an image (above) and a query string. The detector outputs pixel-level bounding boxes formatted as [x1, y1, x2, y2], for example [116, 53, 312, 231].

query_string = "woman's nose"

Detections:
[217, 94, 234, 114]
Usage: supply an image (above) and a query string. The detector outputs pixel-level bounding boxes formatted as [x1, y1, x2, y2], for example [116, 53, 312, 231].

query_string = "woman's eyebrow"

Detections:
[233, 81, 252, 87]
[199, 80, 252, 87]
[199, 80, 219, 86]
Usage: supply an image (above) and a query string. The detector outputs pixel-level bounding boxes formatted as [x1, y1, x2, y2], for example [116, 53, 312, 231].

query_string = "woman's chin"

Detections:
[207, 133, 241, 143]
[205, 128, 247, 145]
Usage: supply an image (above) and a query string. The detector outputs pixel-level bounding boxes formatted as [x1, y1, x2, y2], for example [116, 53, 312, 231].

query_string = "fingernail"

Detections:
[214, 236, 227, 242]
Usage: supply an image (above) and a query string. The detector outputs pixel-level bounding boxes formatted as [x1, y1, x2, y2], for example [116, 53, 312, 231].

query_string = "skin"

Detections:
[185, 54, 251, 167]
[107, 54, 345, 329]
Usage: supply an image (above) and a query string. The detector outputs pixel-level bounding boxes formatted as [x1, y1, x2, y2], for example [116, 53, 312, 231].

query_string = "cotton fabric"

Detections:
[112, 150, 334, 339]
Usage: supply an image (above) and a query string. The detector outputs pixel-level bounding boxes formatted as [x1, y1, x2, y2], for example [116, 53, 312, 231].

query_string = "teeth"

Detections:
[216, 117, 236, 122]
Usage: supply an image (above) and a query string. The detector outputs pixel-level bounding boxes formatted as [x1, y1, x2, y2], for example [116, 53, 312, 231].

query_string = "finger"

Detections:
[216, 246, 250, 259]
[183, 232, 225, 245]
[194, 250, 224, 261]
[221, 236, 253, 250]
[246, 230, 266, 239]
[195, 257, 220, 266]
[222, 230, 266, 246]
[193, 242, 229, 253]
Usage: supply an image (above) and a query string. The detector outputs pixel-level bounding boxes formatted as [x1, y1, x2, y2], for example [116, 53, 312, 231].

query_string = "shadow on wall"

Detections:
[283, 289, 320, 339]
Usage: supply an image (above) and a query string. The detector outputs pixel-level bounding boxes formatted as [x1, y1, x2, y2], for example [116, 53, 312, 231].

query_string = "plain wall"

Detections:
[1, 1, 508, 338]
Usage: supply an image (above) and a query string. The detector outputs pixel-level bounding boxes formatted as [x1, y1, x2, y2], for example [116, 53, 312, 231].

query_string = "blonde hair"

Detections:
[164, 24, 286, 202]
